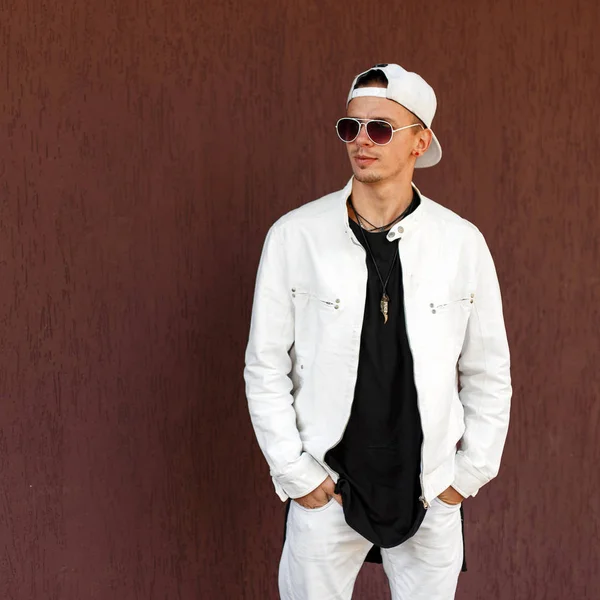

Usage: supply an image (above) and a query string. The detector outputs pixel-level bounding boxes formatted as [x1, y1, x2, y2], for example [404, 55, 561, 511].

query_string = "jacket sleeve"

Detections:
[244, 224, 329, 500]
[453, 230, 512, 498]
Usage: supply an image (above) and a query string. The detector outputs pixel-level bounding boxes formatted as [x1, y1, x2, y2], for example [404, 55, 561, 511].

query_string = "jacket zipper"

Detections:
[320, 341, 362, 484]
[321, 236, 366, 480]
[417, 429, 429, 508]
[415, 344, 428, 507]
[404, 247, 429, 509]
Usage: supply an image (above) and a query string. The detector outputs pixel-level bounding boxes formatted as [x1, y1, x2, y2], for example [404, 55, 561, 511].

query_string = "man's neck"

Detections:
[348, 176, 415, 228]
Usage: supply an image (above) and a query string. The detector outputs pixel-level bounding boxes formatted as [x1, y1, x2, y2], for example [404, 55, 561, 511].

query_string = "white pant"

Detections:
[279, 497, 464, 600]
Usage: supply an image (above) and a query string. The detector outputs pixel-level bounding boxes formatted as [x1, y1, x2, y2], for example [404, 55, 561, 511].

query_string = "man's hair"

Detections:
[353, 69, 426, 129]
[355, 69, 388, 89]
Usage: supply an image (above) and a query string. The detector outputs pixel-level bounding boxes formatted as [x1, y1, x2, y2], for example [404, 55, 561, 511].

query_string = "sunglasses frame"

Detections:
[335, 117, 423, 146]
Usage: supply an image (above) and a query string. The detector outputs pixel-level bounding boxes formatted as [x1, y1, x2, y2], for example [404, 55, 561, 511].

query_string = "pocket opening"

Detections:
[293, 497, 337, 513]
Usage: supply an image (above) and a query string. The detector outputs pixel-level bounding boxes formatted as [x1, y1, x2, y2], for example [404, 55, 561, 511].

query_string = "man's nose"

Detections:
[355, 123, 373, 146]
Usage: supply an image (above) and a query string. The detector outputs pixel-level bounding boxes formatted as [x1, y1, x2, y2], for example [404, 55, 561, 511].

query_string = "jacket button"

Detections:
[389, 232, 395, 238]
[398, 226, 404, 234]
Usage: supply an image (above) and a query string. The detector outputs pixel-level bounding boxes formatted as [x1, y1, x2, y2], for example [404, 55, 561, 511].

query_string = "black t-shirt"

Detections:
[324, 190, 426, 549]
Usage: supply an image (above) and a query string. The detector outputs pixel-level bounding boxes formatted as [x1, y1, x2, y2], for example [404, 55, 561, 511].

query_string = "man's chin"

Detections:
[353, 169, 384, 184]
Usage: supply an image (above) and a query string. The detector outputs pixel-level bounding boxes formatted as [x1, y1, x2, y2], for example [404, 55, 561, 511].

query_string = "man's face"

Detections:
[345, 95, 426, 184]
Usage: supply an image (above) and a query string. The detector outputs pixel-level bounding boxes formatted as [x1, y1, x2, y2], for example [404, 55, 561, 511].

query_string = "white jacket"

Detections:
[244, 179, 511, 507]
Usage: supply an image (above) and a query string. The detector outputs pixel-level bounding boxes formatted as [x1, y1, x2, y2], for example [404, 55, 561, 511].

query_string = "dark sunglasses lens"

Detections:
[337, 118, 360, 142]
[366, 121, 393, 144]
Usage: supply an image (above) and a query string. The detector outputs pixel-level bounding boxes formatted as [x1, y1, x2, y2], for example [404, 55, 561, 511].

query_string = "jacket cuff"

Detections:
[452, 452, 488, 498]
[273, 452, 330, 499]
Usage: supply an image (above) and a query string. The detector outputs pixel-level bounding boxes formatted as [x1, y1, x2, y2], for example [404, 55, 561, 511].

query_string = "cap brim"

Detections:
[415, 129, 442, 168]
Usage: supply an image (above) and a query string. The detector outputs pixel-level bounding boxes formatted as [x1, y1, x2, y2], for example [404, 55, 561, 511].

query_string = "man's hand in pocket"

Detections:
[294, 476, 343, 509]
[437, 486, 465, 506]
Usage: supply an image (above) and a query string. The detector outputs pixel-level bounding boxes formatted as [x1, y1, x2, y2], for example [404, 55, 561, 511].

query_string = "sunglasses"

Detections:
[335, 117, 423, 146]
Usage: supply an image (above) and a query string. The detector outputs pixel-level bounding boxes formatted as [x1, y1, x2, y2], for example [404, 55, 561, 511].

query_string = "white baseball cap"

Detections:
[347, 63, 442, 168]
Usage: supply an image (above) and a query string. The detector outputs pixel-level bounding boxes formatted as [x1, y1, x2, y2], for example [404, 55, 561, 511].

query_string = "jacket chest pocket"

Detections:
[411, 282, 475, 353]
[430, 295, 474, 315]
[291, 288, 343, 349]
[291, 289, 342, 314]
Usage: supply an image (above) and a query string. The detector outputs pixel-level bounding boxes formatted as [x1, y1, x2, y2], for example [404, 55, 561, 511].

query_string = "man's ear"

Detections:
[414, 129, 433, 156]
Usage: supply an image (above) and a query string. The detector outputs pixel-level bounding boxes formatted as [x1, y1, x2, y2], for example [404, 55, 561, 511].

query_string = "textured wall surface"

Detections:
[1, 0, 599, 598]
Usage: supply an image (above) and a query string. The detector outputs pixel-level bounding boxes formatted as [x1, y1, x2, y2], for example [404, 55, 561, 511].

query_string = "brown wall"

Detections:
[1, 1, 599, 598]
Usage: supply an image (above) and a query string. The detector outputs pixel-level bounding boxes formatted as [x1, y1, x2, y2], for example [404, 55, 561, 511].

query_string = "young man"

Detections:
[244, 63, 511, 600]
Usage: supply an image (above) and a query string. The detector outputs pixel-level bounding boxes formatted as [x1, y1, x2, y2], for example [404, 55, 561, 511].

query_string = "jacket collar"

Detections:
[340, 177, 426, 245]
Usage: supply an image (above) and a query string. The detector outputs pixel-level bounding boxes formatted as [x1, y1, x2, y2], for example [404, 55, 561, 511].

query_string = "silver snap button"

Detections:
[292, 288, 296, 292]
[336, 299, 341, 303]
[429, 303, 434, 308]
[398, 226, 404, 234]
[334, 305, 339, 310]
[389, 232, 395, 238]
[432, 309, 437, 314]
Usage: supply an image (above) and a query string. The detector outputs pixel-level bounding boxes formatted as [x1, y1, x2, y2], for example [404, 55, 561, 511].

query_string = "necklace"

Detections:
[351, 206, 406, 233]
[348, 197, 407, 324]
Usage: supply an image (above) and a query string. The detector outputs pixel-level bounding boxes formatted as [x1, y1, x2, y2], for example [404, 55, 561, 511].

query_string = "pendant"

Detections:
[380, 294, 389, 324]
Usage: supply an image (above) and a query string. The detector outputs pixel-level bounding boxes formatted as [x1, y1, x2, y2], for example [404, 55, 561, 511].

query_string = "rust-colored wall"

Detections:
[1, 1, 598, 598]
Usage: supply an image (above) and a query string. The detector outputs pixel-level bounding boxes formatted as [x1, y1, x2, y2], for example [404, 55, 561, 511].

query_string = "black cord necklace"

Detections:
[348, 196, 410, 324]
[351, 206, 406, 233]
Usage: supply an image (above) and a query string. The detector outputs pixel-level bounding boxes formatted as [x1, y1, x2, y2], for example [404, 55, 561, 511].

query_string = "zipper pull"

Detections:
[419, 495, 430, 509]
